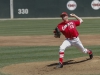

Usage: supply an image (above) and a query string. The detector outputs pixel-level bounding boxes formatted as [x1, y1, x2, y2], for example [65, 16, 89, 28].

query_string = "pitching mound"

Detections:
[0, 56, 100, 75]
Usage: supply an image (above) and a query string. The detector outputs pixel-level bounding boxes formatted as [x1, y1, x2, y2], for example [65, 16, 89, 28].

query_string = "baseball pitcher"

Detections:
[53, 12, 93, 68]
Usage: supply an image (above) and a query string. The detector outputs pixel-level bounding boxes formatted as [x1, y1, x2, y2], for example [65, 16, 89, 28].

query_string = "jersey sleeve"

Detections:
[74, 20, 80, 26]
[57, 24, 62, 32]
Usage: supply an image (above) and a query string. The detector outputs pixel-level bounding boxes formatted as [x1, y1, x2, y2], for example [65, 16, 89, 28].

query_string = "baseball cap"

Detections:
[60, 12, 68, 17]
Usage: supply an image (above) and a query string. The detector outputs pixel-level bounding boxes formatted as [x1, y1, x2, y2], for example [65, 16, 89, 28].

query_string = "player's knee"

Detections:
[59, 46, 65, 52]
[59, 49, 65, 52]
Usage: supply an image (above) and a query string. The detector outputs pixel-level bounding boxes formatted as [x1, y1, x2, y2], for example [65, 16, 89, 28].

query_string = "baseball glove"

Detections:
[53, 27, 61, 38]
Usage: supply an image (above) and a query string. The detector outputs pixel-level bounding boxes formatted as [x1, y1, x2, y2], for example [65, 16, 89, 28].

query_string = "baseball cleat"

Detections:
[89, 50, 93, 59]
[56, 62, 63, 68]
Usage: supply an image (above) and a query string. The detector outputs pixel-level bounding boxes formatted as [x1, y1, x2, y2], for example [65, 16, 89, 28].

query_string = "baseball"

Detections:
[70, 13, 74, 16]
[70, 14, 72, 16]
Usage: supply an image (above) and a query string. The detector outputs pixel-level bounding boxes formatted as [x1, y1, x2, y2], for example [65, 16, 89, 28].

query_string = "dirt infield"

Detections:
[0, 34, 100, 46]
[0, 56, 100, 75]
[0, 34, 100, 75]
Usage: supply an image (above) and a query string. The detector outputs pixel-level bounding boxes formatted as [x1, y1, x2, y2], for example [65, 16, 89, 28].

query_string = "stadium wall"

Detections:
[0, 0, 100, 18]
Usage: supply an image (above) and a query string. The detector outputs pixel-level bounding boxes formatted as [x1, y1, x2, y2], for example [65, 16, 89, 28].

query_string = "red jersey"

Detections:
[57, 20, 80, 38]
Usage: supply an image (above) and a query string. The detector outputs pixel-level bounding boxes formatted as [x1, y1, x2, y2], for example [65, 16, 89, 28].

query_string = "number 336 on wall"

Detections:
[18, 9, 29, 14]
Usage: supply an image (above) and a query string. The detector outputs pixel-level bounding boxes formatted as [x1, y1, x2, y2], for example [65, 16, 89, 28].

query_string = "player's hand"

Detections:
[70, 13, 76, 17]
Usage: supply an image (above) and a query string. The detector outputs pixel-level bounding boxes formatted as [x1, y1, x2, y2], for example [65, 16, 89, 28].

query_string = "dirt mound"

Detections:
[1, 56, 100, 75]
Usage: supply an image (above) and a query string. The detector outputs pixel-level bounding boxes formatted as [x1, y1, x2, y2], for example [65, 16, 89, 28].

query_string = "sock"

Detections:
[59, 52, 64, 64]
[87, 50, 92, 54]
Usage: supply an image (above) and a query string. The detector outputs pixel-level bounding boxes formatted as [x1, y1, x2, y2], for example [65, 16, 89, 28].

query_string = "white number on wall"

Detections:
[18, 9, 29, 14]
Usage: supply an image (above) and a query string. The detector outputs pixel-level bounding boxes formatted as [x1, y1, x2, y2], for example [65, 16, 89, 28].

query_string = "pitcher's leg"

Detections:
[72, 37, 88, 53]
[75, 41, 88, 53]
[58, 39, 71, 68]
[73, 37, 93, 59]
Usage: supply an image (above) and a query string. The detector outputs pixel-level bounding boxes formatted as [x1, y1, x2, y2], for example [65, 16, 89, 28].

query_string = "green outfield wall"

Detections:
[0, 0, 10, 18]
[0, 0, 100, 18]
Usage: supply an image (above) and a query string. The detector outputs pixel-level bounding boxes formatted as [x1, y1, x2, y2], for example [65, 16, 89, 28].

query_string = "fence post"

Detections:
[10, 0, 14, 19]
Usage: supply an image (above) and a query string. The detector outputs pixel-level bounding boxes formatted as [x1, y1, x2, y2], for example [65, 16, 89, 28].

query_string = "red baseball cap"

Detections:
[60, 12, 68, 17]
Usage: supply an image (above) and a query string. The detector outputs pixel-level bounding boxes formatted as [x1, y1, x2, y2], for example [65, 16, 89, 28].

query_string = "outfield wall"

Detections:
[0, 0, 100, 18]
[0, 0, 10, 18]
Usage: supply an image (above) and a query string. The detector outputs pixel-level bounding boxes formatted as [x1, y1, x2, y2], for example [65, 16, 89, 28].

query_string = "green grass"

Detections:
[0, 46, 100, 68]
[0, 45, 100, 75]
[0, 19, 100, 75]
[0, 73, 8, 75]
[0, 19, 100, 35]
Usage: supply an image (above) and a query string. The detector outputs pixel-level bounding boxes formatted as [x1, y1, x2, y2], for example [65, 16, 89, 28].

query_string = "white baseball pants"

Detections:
[59, 37, 88, 53]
